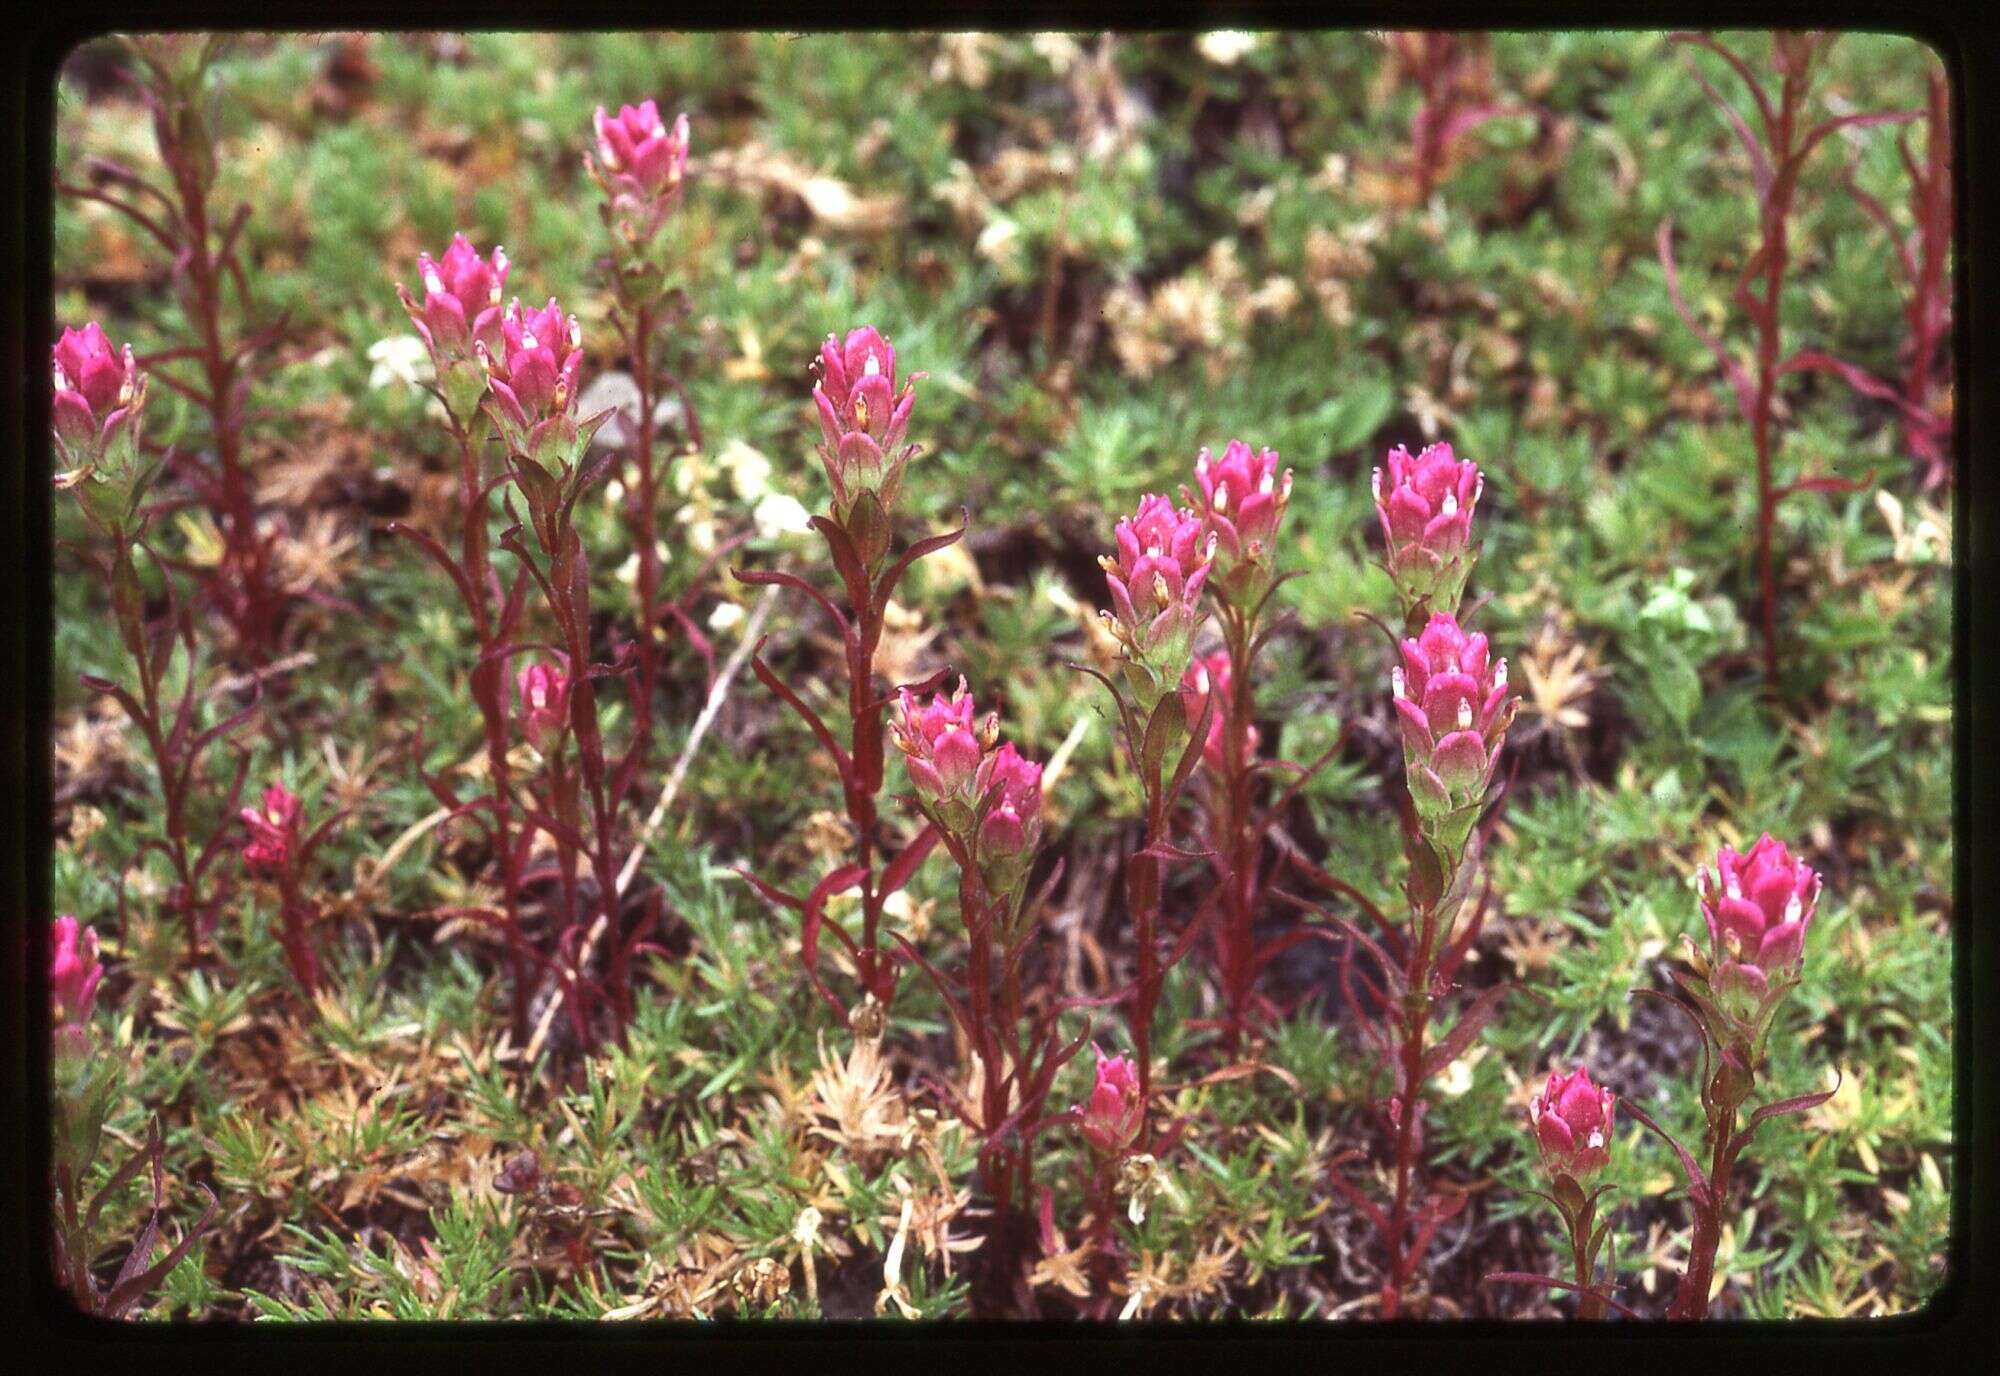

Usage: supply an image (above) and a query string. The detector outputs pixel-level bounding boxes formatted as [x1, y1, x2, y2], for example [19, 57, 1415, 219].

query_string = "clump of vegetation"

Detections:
[47, 29, 1951, 1322]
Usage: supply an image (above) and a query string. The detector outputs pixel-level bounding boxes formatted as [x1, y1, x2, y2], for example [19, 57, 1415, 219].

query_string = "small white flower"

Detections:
[976, 217, 1021, 267]
[366, 335, 431, 392]
[752, 492, 814, 541]
[1197, 31, 1258, 65]
[707, 601, 746, 633]
[717, 439, 774, 501]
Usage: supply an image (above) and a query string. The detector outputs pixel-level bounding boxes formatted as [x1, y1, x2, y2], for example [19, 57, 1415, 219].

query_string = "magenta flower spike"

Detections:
[1391, 612, 1517, 841]
[587, 101, 690, 250]
[240, 783, 303, 876]
[1373, 441, 1484, 620]
[1099, 494, 1215, 707]
[1180, 649, 1256, 776]
[477, 296, 587, 466]
[395, 235, 510, 423]
[50, 915, 104, 1029]
[890, 681, 1046, 895]
[51, 323, 148, 494]
[1080, 1045, 1145, 1156]
[811, 325, 921, 556]
[1528, 1065, 1616, 1183]
[1189, 440, 1292, 607]
[399, 234, 510, 364]
[974, 742, 1044, 894]
[891, 677, 993, 811]
[1697, 834, 1822, 1023]
[593, 101, 690, 201]
[516, 661, 572, 748]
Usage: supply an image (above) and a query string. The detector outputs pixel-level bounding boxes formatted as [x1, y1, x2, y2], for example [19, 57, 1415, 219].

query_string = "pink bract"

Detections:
[50, 915, 104, 1028]
[1528, 1064, 1615, 1181]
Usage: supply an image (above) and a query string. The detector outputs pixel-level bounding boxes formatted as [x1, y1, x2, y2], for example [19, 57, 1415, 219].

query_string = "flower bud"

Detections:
[1080, 1045, 1144, 1155]
[1528, 1065, 1615, 1183]
[1188, 440, 1291, 607]
[516, 661, 571, 748]
[50, 915, 103, 1028]
[240, 783, 303, 876]
[1374, 441, 1483, 618]
[51, 323, 149, 503]
[1101, 494, 1213, 709]
[1391, 612, 1517, 845]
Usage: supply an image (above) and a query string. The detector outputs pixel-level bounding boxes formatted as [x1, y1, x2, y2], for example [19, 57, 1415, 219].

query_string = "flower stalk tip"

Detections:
[1374, 441, 1484, 621]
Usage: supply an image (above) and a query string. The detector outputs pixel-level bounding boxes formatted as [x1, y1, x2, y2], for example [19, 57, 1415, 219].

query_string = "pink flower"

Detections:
[811, 326, 921, 528]
[478, 297, 585, 462]
[592, 101, 689, 202]
[891, 677, 993, 809]
[1189, 440, 1291, 602]
[1080, 1045, 1144, 1155]
[1528, 1065, 1615, 1182]
[398, 234, 509, 365]
[892, 682, 1046, 891]
[51, 323, 146, 470]
[1100, 494, 1215, 698]
[976, 742, 1043, 863]
[1698, 835, 1821, 1018]
[1391, 612, 1516, 827]
[1373, 442, 1483, 616]
[516, 661, 571, 747]
[241, 783, 303, 876]
[1179, 650, 1256, 775]
[50, 915, 103, 1028]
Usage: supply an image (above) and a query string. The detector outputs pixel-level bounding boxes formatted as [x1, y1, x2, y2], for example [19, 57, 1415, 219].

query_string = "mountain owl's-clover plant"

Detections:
[735, 325, 962, 1035]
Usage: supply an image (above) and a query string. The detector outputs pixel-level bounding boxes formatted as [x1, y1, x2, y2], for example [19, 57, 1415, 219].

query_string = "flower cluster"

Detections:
[1374, 442, 1483, 619]
[1188, 440, 1292, 607]
[1528, 1065, 1615, 1183]
[51, 915, 104, 1031]
[1391, 612, 1517, 843]
[52, 324, 152, 532]
[587, 101, 690, 250]
[240, 783, 303, 876]
[400, 235, 509, 368]
[812, 326, 920, 559]
[1180, 649, 1256, 776]
[517, 661, 571, 748]
[477, 297, 587, 467]
[1696, 834, 1821, 1025]
[1080, 1046, 1144, 1156]
[1099, 494, 1214, 709]
[891, 677, 996, 812]
[891, 679, 1044, 895]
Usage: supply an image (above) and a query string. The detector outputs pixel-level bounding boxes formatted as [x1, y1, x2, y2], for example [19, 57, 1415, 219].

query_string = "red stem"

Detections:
[1669, 1109, 1737, 1319]
[1377, 905, 1437, 1318]
[627, 301, 662, 784]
